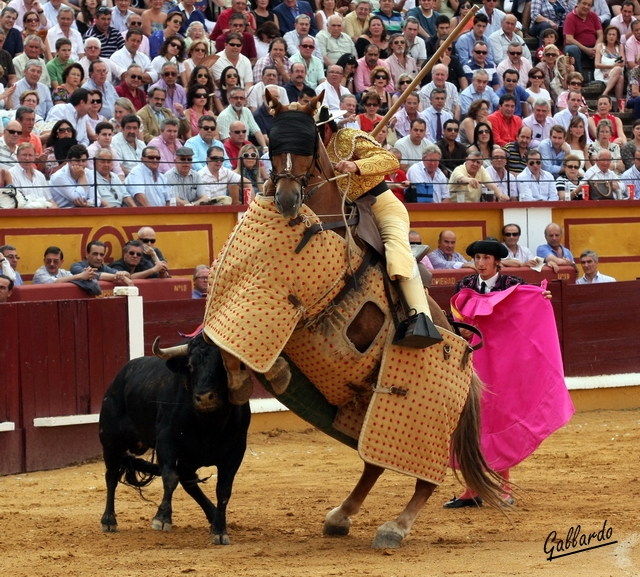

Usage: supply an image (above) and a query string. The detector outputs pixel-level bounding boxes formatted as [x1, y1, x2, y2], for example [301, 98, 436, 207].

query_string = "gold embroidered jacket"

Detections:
[326, 128, 400, 202]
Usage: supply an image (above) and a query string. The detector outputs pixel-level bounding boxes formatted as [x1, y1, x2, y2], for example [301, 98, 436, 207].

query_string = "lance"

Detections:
[370, 4, 479, 138]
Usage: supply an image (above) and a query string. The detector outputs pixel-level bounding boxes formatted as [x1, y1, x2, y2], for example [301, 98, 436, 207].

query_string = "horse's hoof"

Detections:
[151, 518, 172, 532]
[266, 357, 291, 395]
[228, 372, 253, 405]
[323, 507, 351, 536]
[371, 522, 406, 549]
[212, 532, 231, 545]
[101, 523, 118, 533]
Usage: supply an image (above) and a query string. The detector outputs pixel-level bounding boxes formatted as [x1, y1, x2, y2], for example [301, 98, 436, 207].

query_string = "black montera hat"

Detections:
[466, 240, 509, 259]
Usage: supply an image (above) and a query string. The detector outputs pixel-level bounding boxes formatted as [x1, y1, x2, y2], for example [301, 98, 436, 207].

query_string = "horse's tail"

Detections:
[451, 372, 507, 511]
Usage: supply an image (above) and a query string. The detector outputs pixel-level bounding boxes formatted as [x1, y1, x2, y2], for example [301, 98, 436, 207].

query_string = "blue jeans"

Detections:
[564, 44, 594, 79]
[626, 96, 640, 119]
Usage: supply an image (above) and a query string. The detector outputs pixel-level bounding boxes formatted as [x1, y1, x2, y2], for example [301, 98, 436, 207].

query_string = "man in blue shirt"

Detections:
[184, 115, 231, 171]
[537, 126, 570, 177]
[621, 149, 640, 199]
[496, 69, 534, 117]
[537, 223, 577, 273]
[50, 144, 96, 208]
[274, 0, 317, 35]
[455, 13, 494, 64]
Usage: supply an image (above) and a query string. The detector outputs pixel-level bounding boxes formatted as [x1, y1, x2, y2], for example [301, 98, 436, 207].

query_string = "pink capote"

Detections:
[450, 282, 575, 471]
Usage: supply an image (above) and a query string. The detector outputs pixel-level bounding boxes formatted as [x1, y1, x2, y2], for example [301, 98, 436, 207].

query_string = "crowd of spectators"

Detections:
[0, 0, 639, 206]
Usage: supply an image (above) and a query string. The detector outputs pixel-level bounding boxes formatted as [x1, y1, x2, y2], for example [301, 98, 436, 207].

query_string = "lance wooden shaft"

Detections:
[370, 4, 479, 138]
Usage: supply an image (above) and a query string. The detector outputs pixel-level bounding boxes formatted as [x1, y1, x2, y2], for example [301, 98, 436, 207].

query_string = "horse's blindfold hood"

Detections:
[269, 111, 318, 158]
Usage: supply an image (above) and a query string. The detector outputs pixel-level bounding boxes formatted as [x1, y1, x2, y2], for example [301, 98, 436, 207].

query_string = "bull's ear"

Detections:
[265, 88, 283, 116]
[306, 90, 324, 116]
[166, 357, 190, 374]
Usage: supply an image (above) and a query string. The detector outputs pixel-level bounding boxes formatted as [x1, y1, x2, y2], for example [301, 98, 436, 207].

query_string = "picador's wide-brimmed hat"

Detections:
[466, 240, 508, 259]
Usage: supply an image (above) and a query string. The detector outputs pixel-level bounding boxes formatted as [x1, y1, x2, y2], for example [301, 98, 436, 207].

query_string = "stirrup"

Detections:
[393, 312, 443, 349]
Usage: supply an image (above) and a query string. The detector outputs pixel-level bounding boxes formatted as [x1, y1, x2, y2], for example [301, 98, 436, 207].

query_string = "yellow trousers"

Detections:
[370, 190, 431, 318]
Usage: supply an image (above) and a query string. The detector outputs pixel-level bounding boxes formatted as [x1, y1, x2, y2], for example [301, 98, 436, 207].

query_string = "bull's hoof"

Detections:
[151, 518, 172, 532]
[323, 507, 351, 536]
[266, 357, 291, 395]
[212, 531, 231, 545]
[101, 523, 118, 533]
[371, 521, 406, 549]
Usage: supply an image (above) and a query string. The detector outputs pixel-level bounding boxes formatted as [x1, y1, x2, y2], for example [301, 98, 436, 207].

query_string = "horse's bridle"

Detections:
[269, 134, 322, 203]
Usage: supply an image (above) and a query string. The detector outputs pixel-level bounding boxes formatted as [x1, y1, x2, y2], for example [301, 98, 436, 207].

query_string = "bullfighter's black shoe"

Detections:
[443, 496, 483, 509]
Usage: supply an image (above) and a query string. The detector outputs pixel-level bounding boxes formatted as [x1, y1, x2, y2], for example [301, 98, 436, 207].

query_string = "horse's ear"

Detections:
[265, 88, 283, 116]
[306, 90, 324, 116]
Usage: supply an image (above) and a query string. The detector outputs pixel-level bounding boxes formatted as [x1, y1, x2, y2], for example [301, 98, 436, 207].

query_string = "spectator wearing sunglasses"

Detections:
[120, 13, 150, 57]
[516, 149, 558, 201]
[488, 13, 529, 65]
[198, 145, 241, 204]
[168, 0, 206, 37]
[223, 120, 251, 169]
[463, 40, 499, 89]
[136, 226, 169, 268]
[212, 32, 254, 89]
[0, 119, 22, 168]
[149, 61, 187, 117]
[496, 42, 532, 90]
[125, 147, 171, 206]
[138, 86, 190, 143]
[455, 13, 495, 65]
[46, 87, 90, 146]
[111, 240, 168, 279]
[152, 35, 189, 88]
[116, 65, 147, 111]
[500, 223, 537, 267]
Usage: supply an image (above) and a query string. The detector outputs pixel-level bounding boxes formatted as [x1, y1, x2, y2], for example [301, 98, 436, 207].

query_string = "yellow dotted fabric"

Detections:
[359, 328, 472, 485]
[203, 195, 362, 373]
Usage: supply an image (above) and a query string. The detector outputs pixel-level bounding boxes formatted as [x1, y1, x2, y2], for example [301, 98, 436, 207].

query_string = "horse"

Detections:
[194, 90, 506, 549]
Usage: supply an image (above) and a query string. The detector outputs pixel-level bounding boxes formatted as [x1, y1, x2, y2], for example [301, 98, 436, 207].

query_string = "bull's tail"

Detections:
[120, 454, 160, 488]
[451, 372, 508, 511]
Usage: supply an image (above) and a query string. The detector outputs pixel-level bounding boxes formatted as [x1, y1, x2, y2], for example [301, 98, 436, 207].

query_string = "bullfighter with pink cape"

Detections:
[444, 239, 575, 508]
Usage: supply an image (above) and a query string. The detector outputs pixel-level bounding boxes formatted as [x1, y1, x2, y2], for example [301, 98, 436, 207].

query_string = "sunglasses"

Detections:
[208, 156, 224, 161]
[503, 232, 520, 237]
[528, 160, 542, 165]
[570, 81, 583, 86]
[242, 152, 257, 158]
[129, 73, 142, 80]
[504, 78, 517, 82]
[197, 73, 209, 78]
[227, 43, 242, 47]
[565, 164, 580, 169]
[226, 73, 239, 78]
[374, 75, 388, 80]
[545, 53, 558, 57]
[177, 156, 192, 161]
[201, 125, 216, 130]
[140, 238, 156, 243]
[365, 102, 379, 106]
[128, 251, 143, 257]
[300, 44, 314, 48]
[532, 75, 544, 79]
[129, 21, 142, 26]
[399, 79, 411, 85]
[6, 129, 22, 135]
[193, 47, 206, 52]
[508, 51, 522, 56]
[91, 99, 102, 104]
[445, 127, 459, 132]
[164, 71, 178, 76]
[25, 18, 38, 23]
[144, 155, 161, 160]
[478, 129, 490, 134]
[474, 50, 488, 55]
[232, 129, 247, 134]
[393, 40, 405, 45]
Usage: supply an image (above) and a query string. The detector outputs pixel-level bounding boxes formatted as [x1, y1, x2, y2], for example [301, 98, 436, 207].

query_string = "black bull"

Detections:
[99, 334, 251, 544]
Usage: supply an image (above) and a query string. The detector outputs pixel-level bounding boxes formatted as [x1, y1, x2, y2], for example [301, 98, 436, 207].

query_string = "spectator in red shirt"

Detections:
[115, 64, 147, 111]
[223, 120, 251, 169]
[487, 94, 523, 147]
[564, 0, 604, 78]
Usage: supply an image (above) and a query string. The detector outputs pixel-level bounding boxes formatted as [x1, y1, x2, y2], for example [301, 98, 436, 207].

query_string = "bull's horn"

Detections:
[152, 337, 189, 359]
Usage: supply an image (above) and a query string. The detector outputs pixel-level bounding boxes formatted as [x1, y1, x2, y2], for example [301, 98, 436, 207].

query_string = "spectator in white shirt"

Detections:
[47, 6, 84, 60]
[406, 144, 450, 202]
[583, 148, 626, 198]
[522, 99, 555, 148]
[197, 145, 241, 204]
[111, 29, 157, 84]
[9, 142, 56, 206]
[500, 222, 537, 267]
[50, 144, 96, 208]
[46, 87, 90, 146]
[516, 149, 559, 201]
[112, 113, 146, 176]
[124, 145, 171, 206]
[576, 249, 616, 284]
